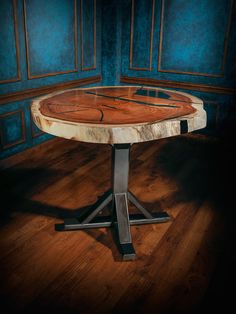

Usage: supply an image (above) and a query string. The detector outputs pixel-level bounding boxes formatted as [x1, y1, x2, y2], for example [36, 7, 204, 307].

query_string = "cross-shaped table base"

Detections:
[55, 144, 171, 260]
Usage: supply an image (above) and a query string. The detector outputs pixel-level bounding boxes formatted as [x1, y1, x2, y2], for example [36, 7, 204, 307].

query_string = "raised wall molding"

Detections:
[157, 0, 234, 77]
[120, 76, 236, 95]
[23, 0, 78, 79]
[0, 75, 102, 105]
[0, 0, 21, 84]
[129, 0, 155, 71]
[81, 0, 97, 71]
[0, 109, 26, 150]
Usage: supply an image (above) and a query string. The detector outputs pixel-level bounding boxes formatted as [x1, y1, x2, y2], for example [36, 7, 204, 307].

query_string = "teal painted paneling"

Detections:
[101, 0, 122, 85]
[0, 0, 101, 95]
[24, 0, 77, 77]
[120, 0, 236, 88]
[130, 0, 154, 70]
[0, 110, 25, 148]
[0, 99, 52, 159]
[117, 0, 236, 134]
[81, 0, 96, 70]
[159, 0, 232, 76]
[0, 0, 20, 83]
[0, 0, 102, 160]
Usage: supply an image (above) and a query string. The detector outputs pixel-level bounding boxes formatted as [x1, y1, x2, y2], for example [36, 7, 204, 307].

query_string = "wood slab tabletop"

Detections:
[31, 86, 206, 144]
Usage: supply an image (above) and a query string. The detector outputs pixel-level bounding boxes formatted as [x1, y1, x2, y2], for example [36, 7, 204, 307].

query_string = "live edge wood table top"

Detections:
[31, 86, 206, 260]
[31, 86, 206, 144]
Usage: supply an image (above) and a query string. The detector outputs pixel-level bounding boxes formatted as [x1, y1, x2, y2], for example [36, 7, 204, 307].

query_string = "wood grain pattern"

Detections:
[32, 86, 206, 144]
[0, 134, 234, 313]
[39, 87, 196, 124]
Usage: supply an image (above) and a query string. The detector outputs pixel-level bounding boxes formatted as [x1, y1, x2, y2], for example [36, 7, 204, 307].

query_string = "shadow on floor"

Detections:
[0, 133, 235, 263]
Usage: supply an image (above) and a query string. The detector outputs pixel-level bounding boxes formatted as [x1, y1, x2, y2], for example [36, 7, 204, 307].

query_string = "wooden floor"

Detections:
[0, 133, 235, 314]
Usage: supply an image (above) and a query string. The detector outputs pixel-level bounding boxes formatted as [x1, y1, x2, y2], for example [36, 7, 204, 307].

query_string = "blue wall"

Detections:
[1, 0, 236, 160]
[120, 0, 236, 86]
[0, 0, 101, 159]
[101, 0, 122, 86]
[119, 0, 236, 132]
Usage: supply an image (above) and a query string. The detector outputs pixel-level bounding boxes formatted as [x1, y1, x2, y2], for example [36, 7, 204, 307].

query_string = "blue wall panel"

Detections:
[0, 0, 102, 160]
[130, 0, 155, 70]
[101, 0, 122, 85]
[118, 0, 236, 134]
[81, 0, 96, 70]
[0, 0, 101, 95]
[0, 110, 25, 149]
[0, 99, 52, 159]
[159, 0, 232, 76]
[120, 0, 236, 88]
[0, 0, 20, 83]
[24, 0, 77, 78]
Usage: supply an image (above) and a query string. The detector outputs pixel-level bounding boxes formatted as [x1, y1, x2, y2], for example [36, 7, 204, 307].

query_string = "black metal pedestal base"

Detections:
[55, 144, 171, 260]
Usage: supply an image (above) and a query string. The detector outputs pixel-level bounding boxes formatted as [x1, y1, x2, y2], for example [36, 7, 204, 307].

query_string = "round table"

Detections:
[32, 86, 206, 260]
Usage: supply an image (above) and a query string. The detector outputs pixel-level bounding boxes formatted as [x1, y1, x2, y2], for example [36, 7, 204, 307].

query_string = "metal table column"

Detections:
[56, 144, 171, 260]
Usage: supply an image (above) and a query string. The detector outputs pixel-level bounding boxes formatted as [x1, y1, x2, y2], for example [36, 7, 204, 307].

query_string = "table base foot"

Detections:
[55, 200, 171, 260]
[119, 243, 136, 261]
